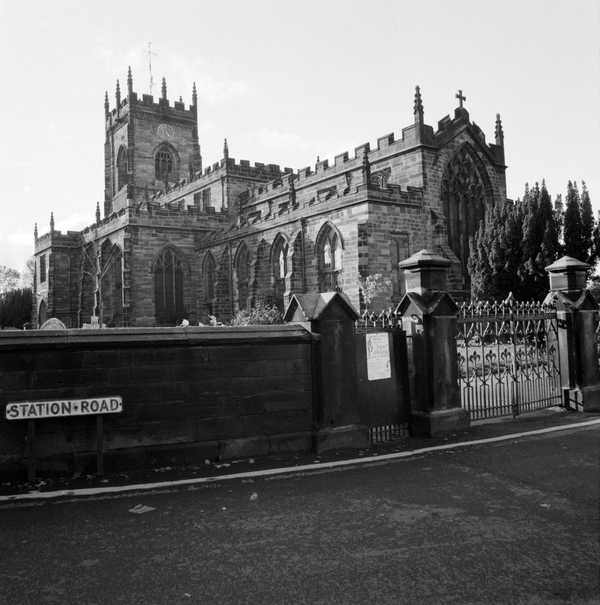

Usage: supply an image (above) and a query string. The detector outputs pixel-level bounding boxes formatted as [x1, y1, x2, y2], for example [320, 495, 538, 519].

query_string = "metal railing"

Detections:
[456, 300, 562, 420]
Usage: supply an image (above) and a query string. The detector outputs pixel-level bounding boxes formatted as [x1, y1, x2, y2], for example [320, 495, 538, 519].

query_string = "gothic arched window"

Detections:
[235, 243, 250, 311]
[155, 147, 174, 182]
[272, 235, 288, 309]
[316, 224, 343, 292]
[153, 247, 185, 325]
[202, 253, 216, 314]
[38, 299, 47, 328]
[117, 146, 128, 191]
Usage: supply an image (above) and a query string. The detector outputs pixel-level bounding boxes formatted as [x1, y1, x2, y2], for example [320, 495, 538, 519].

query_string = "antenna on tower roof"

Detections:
[146, 42, 157, 95]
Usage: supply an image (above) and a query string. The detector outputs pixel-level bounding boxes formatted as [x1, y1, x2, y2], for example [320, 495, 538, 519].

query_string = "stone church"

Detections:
[33, 68, 507, 327]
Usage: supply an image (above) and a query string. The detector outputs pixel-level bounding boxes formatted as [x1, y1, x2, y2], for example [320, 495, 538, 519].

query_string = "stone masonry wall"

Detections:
[0, 326, 316, 477]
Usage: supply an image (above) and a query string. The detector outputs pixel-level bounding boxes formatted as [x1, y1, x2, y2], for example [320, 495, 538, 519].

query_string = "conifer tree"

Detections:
[538, 181, 560, 275]
[580, 181, 594, 263]
[592, 210, 600, 267]
[563, 181, 585, 260]
[468, 216, 493, 299]
[519, 183, 545, 298]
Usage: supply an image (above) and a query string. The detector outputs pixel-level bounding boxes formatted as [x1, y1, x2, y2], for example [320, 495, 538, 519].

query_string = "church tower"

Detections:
[103, 68, 202, 216]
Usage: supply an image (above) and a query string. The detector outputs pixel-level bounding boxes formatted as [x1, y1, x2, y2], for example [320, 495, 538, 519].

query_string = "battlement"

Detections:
[105, 92, 196, 128]
[201, 158, 291, 178]
[35, 229, 82, 253]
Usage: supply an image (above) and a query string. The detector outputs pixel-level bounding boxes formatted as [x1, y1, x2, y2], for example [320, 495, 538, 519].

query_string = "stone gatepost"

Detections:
[545, 256, 600, 412]
[396, 250, 469, 436]
[284, 292, 369, 452]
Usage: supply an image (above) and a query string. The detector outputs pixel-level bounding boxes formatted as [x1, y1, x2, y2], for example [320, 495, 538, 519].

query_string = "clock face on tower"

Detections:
[156, 123, 174, 139]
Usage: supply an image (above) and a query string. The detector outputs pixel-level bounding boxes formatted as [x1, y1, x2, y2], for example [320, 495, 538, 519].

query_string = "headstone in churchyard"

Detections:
[40, 318, 66, 330]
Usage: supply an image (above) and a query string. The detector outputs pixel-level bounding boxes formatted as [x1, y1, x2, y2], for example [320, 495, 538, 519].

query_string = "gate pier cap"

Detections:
[544, 255, 600, 412]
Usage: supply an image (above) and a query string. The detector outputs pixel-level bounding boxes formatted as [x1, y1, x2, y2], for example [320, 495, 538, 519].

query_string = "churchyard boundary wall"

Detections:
[0, 326, 317, 478]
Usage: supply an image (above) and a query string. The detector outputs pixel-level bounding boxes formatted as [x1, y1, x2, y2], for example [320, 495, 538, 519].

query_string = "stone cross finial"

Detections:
[456, 89, 466, 108]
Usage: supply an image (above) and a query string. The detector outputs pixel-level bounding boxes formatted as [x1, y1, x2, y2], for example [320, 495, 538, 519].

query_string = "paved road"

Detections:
[1, 424, 598, 604]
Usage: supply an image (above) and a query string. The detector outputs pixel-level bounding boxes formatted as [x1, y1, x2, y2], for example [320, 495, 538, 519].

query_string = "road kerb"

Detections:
[2, 418, 599, 504]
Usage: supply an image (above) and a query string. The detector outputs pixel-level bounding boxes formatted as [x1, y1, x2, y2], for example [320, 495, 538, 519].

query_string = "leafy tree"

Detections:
[21, 257, 35, 289]
[358, 273, 393, 312]
[0, 265, 20, 294]
[0, 288, 32, 328]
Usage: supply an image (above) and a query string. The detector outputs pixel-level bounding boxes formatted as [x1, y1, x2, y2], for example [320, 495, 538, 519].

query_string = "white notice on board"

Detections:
[366, 333, 391, 381]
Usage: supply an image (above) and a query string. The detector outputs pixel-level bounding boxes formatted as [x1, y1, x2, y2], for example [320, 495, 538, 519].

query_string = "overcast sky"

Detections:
[0, 0, 598, 271]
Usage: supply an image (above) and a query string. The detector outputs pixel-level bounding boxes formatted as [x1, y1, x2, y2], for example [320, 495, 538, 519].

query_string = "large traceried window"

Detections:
[316, 224, 343, 292]
[117, 146, 128, 191]
[153, 248, 185, 325]
[155, 146, 174, 182]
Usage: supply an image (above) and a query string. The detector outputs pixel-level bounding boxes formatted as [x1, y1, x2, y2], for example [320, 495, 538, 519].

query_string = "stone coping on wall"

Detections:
[0, 325, 317, 350]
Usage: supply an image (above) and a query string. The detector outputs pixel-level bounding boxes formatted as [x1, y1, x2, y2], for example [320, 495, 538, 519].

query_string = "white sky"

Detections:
[0, 0, 598, 271]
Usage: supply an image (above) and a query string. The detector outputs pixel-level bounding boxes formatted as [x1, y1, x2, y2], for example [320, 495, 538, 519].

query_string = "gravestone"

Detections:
[40, 318, 66, 330]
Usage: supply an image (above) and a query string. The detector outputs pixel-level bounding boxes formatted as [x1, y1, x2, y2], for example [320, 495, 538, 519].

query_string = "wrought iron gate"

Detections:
[456, 301, 562, 420]
[355, 311, 409, 443]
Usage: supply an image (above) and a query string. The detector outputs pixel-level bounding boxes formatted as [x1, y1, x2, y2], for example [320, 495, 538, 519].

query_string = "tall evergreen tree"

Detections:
[592, 210, 600, 268]
[563, 181, 585, 260]
[580, 181, 594, 263]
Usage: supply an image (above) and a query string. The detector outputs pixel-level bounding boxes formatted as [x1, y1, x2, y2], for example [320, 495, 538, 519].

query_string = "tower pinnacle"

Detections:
[50, 212, 55, 233]
[127, 66, 133, 95]
[161, 77, 167, 101]
[104, 90, 109, 118]
[115, 80, 121, 108]
[414, 85, 424, 124]
[495, 113, 504, 146]
[96, 201, 101, 224]
[223, 138, 229, 160]
[192, 82, 198, 107]
[34, 223, 38, 241]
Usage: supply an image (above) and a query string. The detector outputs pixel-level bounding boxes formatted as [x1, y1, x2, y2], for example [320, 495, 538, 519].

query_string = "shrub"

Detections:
[230, 302, 283, 326]
[0, 288, 32, 329]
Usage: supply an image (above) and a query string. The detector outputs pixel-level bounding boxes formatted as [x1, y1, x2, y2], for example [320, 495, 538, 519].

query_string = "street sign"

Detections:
[5, 397, 123, 420]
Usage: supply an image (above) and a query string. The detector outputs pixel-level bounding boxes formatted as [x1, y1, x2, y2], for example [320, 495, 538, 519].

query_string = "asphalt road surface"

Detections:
[1, 424, 599, 604]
